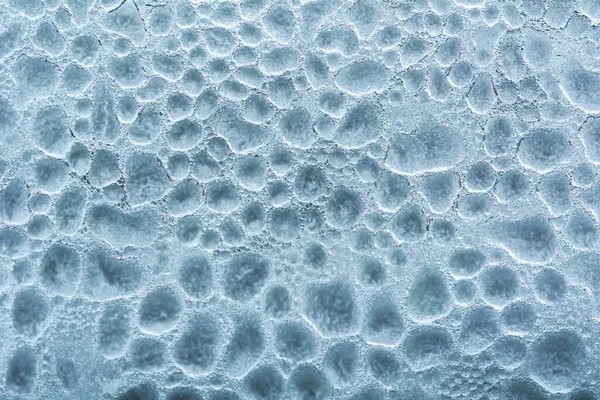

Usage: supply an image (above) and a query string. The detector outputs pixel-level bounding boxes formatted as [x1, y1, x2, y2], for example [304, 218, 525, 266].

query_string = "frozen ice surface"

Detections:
[1, 0, 600, 398]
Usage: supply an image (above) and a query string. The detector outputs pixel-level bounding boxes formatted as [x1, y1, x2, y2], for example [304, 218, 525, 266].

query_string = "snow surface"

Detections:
[0, 0, 599, 398]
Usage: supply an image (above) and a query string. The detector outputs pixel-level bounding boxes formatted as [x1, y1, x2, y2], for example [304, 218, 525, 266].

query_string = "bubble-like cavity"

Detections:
[116, 384, 159, 400]
[386, 122, 463, 175]
[480, 265, 520, 308]
[174, 216, 202, 247]
[534, 269, 567, 304]
[322, 341, 358, 389]
[173, 313, 221, 377]
[529, 331, 587, 392]
[268, 207, 301, 242]
[214, 109, 269, 154]
[39, 242, 81, 296]
[505, 379, 549, 400]
[199, 229, 221, 251]
[390, 204, 427, 243]
[325, 187, 364, 230]
[492, 216, 558, 264]
[457, 193, 493, 220]
[82, 248, 143, 300]
[204, 179, 240, 214]
[102, 0, 145, 45]
[501, 301, 537, 335]
[152, 54, 184, 82]
[366, 348, 401, 387]
[34, 157, 68, 194]
[127, 106, 162, 145]
[350, 229, 374, 253]
[264, 285, 292, 319]
[274, 321, 317, 363]
[55, 357, 78, 390]
[265, 77, 294, 108]
[258, 46, 301, 76]
[208, 389, 240, 400]
[448, 248, 486, 279]
[88, 149, 120, 189]
[561, 64, 600, 113]
[404, 325, 453, 371]
[123, 153, 169, 206]
[303, 281, 359, 337]
[428, 219, 455, 242]
[539, 171, 572, 215]
[190, 151, 219, 183]
[448, 61, 473, 87]
[278, 107, 314, 149]
[233, 155, 266, 191]
[12, 56, 59, 100]
[565, 211, 599, 250]
[334, 101, 381, 149]
[241, 201, 266, 234]
[32, 106, 71, 158]
[494, 169, 530, 203]
[355, 157, 380, 183]
[318, 91, 346, 118]
[98, 301, 131, 358]
[466, 73, 496, 114]
[0, 180, 29, 226]
[177, 254, 212, 300]
[305, 55, 330, 90]
[493, 335, 526, 369]
[243, 94, 274, 124]
[570, 391, 598, 400]
[453, 280, 478, 305]
[71, 35, 99, 66]
[129, 337, 167, 372]
[363, 296, 404, 346]
[262, 4, 295, 43]
[484, 115, 516, 157]
[288, 364, 331, 400]
[407, 269, 453, 322]
[336, 60, 389, 96]
[6, 347, 37, 394]
[138, 286, 183, 335]
[303, 241, 328, 270]
[27, 215, 52, 239]
[108, 55, 144, 88]
[223, 315, 265, 377]
[582, 184, 600, 219]
[427, 68, 452, 102]
[115, 96, 137, 125]
[86, 204, 159, 248]
[165, 179, 201, 217]
[222, 252, 270, 302]
[268, 181, 289, 206]
[12, 286, 50, 338]
[459, 306, 499, 355]
[581, 119, 600, 163]
[316, 27, 359, 56]
[436, 37, 461, 66]
[399, 36, 430, 67]
[244, 364, 285, 400]
[167, 153, 190, 181]
[422, 172, 460, 213]
[517, 129, 571, 174]
[375, 171, 410, 212]
[0, 97, 17, 141]
[0, 227, 28, 258]
[356, 257, 387, 287]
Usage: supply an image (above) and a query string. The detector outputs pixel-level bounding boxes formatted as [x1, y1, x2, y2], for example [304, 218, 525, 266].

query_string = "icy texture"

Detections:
[0, 0, 599, 398]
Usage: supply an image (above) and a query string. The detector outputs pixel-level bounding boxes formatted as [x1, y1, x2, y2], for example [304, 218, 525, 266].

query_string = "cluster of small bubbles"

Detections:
[1, 0, 599, 397]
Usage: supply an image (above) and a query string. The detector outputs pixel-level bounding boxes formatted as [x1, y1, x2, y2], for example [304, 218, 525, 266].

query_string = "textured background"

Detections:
[0, 0, 599, 398]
